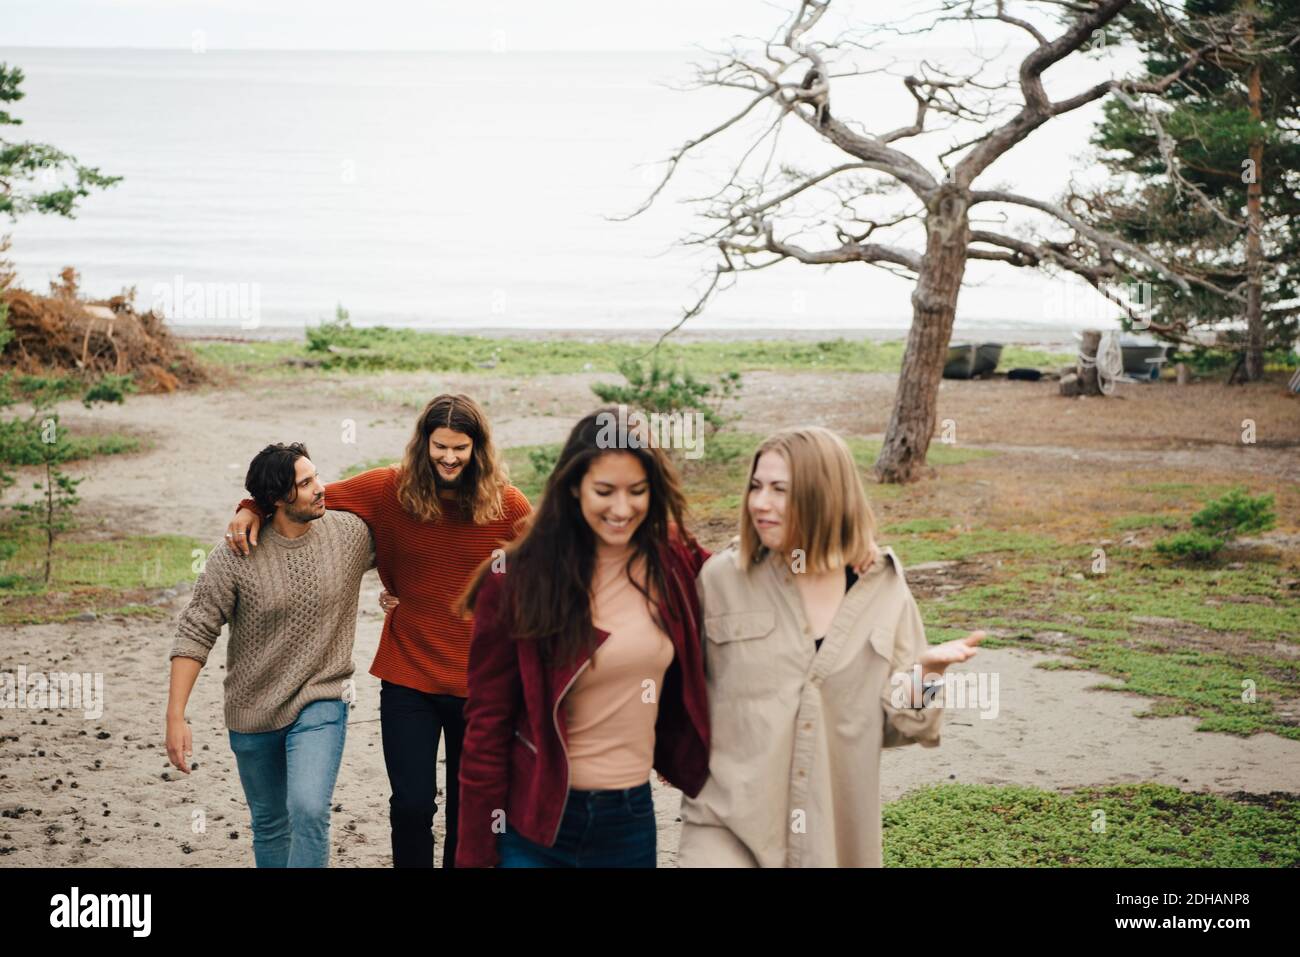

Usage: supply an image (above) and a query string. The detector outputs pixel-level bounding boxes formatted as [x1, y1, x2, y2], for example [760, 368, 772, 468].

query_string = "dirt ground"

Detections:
[1, 366, 1297, 866]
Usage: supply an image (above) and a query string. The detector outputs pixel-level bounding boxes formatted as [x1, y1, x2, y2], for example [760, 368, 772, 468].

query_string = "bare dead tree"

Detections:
[623, 0, 1242, 483]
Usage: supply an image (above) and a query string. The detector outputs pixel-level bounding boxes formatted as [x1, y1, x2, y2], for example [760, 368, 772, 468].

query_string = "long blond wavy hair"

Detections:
[395, 393, 510, 524]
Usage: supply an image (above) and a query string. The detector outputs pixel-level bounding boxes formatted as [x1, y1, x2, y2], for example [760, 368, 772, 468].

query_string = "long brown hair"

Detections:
[395, 393, 510, 524]
[462, 407, 688, 666]
[738, 426, 877, 573]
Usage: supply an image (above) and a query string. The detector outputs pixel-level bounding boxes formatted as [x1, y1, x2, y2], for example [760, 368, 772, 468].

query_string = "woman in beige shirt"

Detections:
[678, 426, 984, 867]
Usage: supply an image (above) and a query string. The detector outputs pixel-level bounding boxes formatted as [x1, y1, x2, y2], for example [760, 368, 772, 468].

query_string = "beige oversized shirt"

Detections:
[678, 543, 942, 868]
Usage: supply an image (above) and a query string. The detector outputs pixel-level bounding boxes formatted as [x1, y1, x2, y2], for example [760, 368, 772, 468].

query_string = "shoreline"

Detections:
[169, 322, 1086, 349]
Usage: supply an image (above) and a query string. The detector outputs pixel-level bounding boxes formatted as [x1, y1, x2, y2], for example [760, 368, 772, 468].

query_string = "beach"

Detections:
[2, 353, 1297, 866]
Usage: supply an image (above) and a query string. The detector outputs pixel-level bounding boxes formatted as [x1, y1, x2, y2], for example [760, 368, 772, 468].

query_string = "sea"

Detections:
[2, 47, 1129, 344]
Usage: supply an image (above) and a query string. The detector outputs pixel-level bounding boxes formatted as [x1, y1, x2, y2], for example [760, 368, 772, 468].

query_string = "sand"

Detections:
[1, 363, 1297, 866]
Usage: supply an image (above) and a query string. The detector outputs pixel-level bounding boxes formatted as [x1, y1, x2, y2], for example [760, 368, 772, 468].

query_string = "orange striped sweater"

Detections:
[240, 466, 531, 697]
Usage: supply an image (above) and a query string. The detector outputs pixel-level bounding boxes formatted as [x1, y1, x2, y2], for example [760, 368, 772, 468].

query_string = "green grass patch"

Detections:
[1134, 482, 1238, 504]
[888, 530, 1064, 565]
[0, 524, 208, 624]
[1109, 513, 1181, 532]
[884, 517, 956, 535]
[0, 430, 142, 467]
[193, 330, 1074, 379]
[883, 782, 1299, 866]
[919, 549, 1300, 739]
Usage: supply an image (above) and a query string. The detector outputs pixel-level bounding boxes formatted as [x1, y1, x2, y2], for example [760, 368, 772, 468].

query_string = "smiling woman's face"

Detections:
[576, 451, 649, 552]
[747, 450, 789, 552]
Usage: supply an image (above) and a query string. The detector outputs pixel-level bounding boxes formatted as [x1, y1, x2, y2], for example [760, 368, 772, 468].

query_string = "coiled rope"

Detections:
[1078, 331, 1126, 395]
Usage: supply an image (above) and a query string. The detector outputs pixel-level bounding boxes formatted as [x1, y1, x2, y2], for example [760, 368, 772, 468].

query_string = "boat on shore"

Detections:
[943, 342, 1003, 379]
[1119, 337, 1170, 380]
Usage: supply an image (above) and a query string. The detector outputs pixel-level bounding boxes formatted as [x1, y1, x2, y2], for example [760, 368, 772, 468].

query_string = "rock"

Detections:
[73, 612, 97, 622]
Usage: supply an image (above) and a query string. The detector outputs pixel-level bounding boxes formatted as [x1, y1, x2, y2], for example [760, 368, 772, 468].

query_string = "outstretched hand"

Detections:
[917, 631, 986, 676]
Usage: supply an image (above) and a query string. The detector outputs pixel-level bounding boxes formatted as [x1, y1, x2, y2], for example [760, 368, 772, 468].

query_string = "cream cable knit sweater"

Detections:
[171, 510, 375, 733]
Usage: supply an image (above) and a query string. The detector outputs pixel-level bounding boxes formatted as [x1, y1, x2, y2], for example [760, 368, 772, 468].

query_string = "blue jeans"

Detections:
[497, 783, 657, 868]
[228, 699, 349, 868]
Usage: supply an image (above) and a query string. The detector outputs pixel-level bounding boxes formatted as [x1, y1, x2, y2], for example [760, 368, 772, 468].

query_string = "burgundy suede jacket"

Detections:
[456, 530, 711, 867]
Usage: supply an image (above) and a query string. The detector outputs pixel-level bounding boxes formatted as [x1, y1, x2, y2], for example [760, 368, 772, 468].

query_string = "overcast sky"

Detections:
[4, 0, 1048, 52]
[7, 0, 820, 51]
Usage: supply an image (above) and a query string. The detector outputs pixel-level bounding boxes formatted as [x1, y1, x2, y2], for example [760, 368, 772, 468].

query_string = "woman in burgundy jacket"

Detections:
[455, 408, 710, 868]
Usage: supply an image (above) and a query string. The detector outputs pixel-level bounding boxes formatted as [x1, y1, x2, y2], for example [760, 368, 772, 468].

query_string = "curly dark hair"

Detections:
[245, 442, 311, 516]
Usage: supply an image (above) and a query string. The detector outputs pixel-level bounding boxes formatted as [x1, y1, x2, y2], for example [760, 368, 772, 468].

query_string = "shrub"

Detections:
[1155, 488, 1276, 562]
[590, 356, 741, 432]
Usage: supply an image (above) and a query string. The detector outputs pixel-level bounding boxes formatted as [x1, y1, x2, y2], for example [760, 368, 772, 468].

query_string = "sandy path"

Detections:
[2, 367, 1297, 866]
[5, 605, 1297, 867]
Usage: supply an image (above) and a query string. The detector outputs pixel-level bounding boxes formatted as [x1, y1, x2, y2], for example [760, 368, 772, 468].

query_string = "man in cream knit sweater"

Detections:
[165, 443, 374, 867]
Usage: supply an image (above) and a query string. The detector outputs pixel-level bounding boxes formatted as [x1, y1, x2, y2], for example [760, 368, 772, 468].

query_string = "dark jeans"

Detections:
[497, 783, 657, 868]
[379, 680, 466, 868]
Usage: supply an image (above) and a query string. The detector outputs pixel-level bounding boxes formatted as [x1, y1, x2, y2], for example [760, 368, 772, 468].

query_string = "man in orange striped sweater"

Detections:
[225, 394, 531, 868]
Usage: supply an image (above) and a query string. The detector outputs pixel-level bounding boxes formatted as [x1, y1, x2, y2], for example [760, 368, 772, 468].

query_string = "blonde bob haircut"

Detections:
[737, 426, 877, 574]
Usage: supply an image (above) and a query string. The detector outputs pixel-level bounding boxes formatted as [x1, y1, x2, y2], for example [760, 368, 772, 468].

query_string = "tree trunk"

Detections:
[43, 459, 53, 585]
[875, 189, 970, 483]
[1244, 4, 1265, 381]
